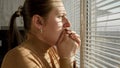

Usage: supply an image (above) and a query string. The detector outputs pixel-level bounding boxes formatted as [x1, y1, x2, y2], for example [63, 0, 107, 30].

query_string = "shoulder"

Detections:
[1, 45, 39, 68]
[4, 45, 31, 60]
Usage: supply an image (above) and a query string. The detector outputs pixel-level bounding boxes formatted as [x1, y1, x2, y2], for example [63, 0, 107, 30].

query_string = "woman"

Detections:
[1, 0, 81, 68]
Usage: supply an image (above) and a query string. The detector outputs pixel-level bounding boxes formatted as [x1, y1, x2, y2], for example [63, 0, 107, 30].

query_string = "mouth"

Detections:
[55, 28, 70, 45]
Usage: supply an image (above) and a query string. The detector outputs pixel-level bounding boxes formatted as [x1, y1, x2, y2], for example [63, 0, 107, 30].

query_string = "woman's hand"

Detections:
[56, 29, 81, 58]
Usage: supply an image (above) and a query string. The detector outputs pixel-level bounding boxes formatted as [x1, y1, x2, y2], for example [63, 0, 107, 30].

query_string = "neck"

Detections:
[25, 32, 51, 55]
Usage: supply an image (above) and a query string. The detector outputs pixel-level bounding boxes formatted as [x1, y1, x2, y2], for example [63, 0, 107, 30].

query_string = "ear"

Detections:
[32, 15, 44, 30]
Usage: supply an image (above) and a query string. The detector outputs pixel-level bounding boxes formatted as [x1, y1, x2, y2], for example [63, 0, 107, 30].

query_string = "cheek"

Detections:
[52, 22, 63, 39]
[57, 23, 63, 30]
[43, 22, 63, 44]
[43, 29, 62, 45]
[50, 23, 63, 41]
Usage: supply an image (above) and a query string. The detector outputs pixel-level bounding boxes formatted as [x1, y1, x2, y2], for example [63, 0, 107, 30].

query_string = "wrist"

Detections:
[59, 56, 75, 62]
[59, 56, 75, 68]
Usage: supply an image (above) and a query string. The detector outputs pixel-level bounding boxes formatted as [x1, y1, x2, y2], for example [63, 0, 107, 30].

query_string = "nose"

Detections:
[63, 16, 71, 28]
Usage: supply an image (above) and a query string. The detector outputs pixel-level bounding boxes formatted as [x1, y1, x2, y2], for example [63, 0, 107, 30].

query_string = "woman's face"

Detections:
[42, 0, 70, 45]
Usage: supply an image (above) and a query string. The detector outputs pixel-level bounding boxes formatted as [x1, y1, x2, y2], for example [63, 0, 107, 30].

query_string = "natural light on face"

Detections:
[51, 0, 67, 30]
[51, 0, 66, 17]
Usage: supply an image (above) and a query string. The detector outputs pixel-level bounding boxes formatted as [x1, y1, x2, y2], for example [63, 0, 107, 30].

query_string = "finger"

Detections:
[66, 30, 80, 43]
[65, 30, 76, 34]
[69, 33, 81, 46]
[56, 30, 66, 45]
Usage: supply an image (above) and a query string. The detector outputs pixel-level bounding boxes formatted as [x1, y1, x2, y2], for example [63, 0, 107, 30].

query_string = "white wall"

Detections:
[0, 0, 25, 29]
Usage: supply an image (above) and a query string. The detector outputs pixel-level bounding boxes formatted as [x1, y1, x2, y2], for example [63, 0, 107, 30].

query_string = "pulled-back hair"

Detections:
[8, 0, 53, 50]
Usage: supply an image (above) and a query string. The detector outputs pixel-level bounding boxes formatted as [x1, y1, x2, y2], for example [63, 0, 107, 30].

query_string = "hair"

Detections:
[8, 0, 53, 50]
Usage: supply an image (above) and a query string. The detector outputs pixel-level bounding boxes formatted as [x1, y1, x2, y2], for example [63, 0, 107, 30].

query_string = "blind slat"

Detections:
[86, 35, 120, 39]
[86, 39, 120, 46]
[85, 42, 120, 52]
[85, 46, 120, 61]
[85, 56, 107, 68]
[85, 53, 118, 68]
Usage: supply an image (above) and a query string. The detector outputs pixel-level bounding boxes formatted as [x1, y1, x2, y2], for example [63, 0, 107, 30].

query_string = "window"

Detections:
[84, 0, 120, 67]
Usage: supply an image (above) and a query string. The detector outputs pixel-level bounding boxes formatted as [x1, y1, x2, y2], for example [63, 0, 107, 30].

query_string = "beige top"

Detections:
[1, 36, 73, 68]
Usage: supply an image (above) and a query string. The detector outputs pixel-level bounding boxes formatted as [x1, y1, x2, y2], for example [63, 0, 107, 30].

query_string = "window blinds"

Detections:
[85, 0, 120, 68]
[62, 0, 80, 68]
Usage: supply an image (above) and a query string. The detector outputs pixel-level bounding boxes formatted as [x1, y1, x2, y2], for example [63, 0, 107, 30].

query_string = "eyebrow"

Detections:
[55, 9, 67, 17]
[60, 12, 67, 16]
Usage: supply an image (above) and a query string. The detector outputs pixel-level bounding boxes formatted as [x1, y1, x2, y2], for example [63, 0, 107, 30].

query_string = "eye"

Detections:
[57, 15, 63, 19]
